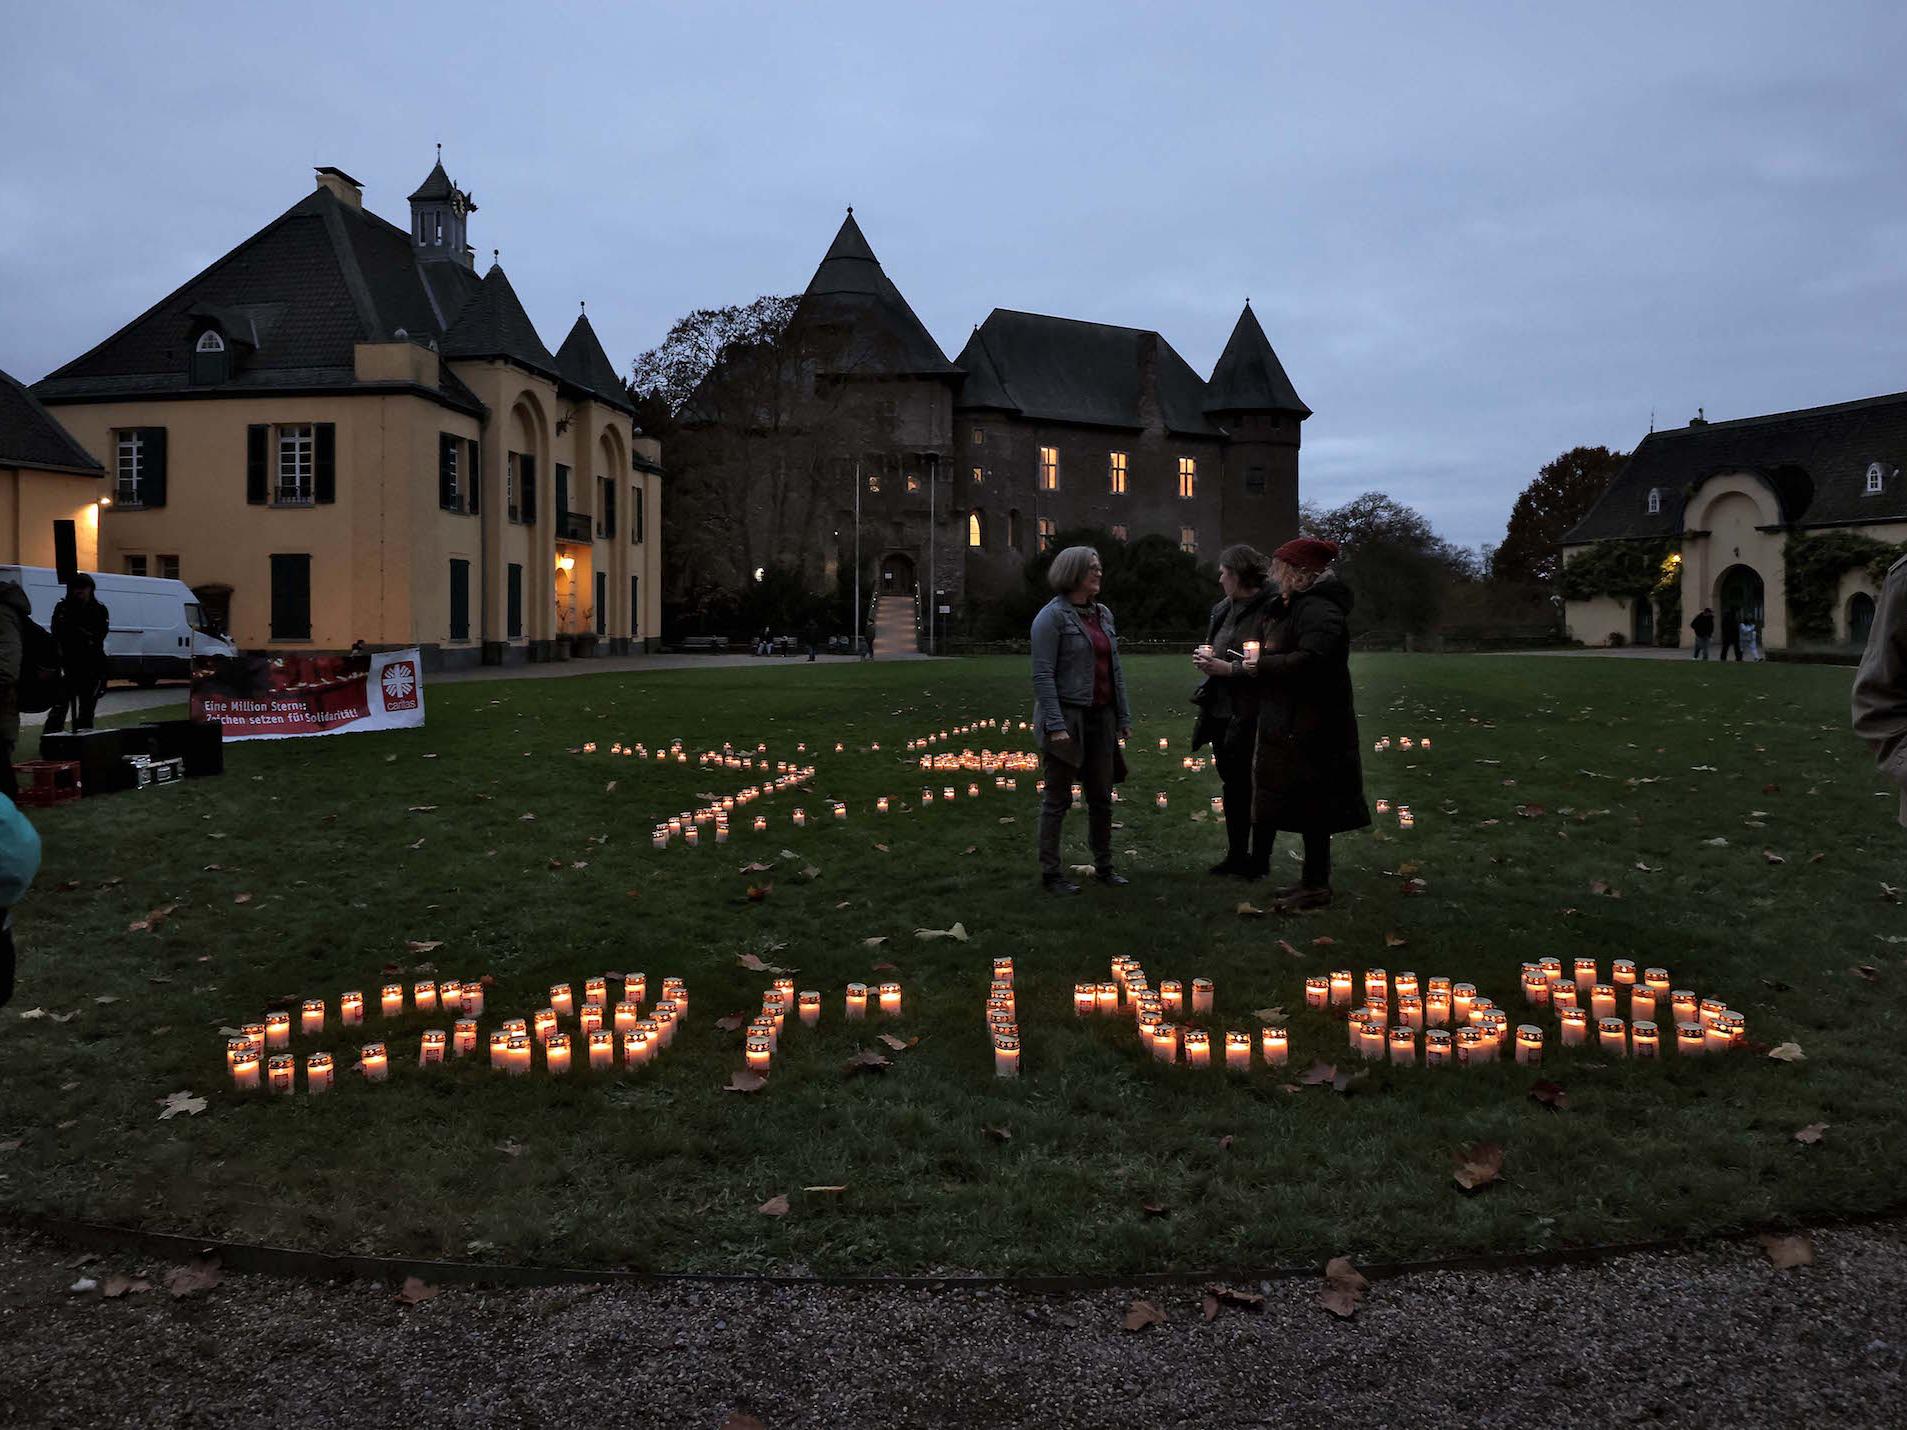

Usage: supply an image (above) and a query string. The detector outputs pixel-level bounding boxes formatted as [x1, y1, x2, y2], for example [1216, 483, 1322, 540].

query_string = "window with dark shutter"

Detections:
[507, 563, 523, 638]
[142, 428, 168, 508]
[521, 454, 538, 524]
[595, 572, 606, 635]
[555, 464, 570, 531]
[269, 553, 312, 641]
[449, 559, 470, 640]
[601, 479, 616, 539]
[632, 485, 644, 544]
[313, 423, 336, 503]
[467, 439, 480, 515]
[247, 425, 269, 503]
[439, 434, 459, 511]
[630, 575, 640, 637]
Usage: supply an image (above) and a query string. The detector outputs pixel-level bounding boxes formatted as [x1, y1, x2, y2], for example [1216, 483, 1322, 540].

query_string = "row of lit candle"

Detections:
[650, 765, 820, 849]
[989, 957, 1020, 1077]
[1075, 976, 1213, 1018]
[910, 719, 1027, 751]
[1371, 736, 1429, 753]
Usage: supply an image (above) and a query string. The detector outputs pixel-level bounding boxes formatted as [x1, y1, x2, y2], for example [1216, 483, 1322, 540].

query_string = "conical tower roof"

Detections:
[791, 210, 955, 376]
[408, 159, 456, 203]
[441, 263, 557, 377]
[556, 309, 633, 413]
[1204, 302, 1308, 418]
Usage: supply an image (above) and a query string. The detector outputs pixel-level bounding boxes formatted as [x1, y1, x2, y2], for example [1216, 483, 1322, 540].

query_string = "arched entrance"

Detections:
[1849, 591, 1877, 649]
[1716, 564, 1764, 627]
[1630, 596, 1655, 647]
[880, 553, 916, 596]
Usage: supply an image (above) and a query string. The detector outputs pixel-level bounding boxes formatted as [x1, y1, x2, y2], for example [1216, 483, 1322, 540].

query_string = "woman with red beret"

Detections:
[1242, 537, 1370, 909]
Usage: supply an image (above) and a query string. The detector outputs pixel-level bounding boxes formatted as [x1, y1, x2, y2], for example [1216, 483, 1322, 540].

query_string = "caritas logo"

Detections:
[380, 660, 420, 711]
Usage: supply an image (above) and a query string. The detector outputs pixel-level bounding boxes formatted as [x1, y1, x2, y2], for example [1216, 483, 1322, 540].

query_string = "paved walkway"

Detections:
[2, 1221, 1900, 1426]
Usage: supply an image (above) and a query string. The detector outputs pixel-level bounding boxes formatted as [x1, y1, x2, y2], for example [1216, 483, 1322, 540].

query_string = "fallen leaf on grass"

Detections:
[157, 1091, 206, 1120]
[724, 1070, 767, 1094]
[877, 1033, 918, 1052]
[1758, 1232, 1815, 1269]
[1204, 1283, 1266, 1317]
[406, 805, 438, 814]
[1123, 1298, 1166, 1332]
[1702, 837, 1729, 848]
[1299, 1060, 1337, 1086]
[164, 1259, 222, 1298]
[1277, 940, 1304, 958]
[1883, 883, 1900, 903]
[983, 1125, 1012, 1142]
[736, 951, 791, 973]
[1312, 935, 1336, 946]
[102, 1275, 153, 1299]
[405, 940, 444, 954]
[804, 1185, 848, 1195]
[1332, 1069, 1368, 1095]
[794, 865, 821, 882]
[715, 1014, 749, 1033]
[757, 1194, 790, 1217]
[914, 923, 968, 941]
[0, 1139, 21, 1152]
[1453, 1141, 1505, 1192]
[1768, 1042, 1806, 1063]
[1852, 965, 1882, 982]
[1588, 880, 1619, 898]
[69, 1278, 98, 1294]
[17, 1007, 46, 1020]
[232, 893, 253, 906]
[1634, 861, 1661, 873]
[843, 1049, 891, 1075]
[871, 962, 898, 973]
[1141, 1201, 1170, 1218]
[1514, 804, 1545, 819]
[1792, 1123, 1829, 1145]
[1400, 878, 1428, 895]
[737, 862, 775, 875]
[1384, 931, 1408, 948]
[1235, 901, 1266, 918]
[872, 843, 890, 854]
[862, 936, 889, 948]
[1253, 1007, 1288, 1025]
[394, 1276, 439, 1306]
[1762, 849, 1787, 865]
[1319, 1256, 1368, 1318]
[127, 904, 178, 934]
[1529, 1081, 1569, 1112]
[495, 1140, 525, 1158]
[1217, 1134, 1235, 1151]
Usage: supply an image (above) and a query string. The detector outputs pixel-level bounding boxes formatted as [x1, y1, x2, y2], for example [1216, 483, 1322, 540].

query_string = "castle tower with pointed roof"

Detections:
[1204, 300, 1309, 560]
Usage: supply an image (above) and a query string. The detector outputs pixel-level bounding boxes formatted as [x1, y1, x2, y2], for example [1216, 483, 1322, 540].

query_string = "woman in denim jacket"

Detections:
[1030, 546, 1132, 893]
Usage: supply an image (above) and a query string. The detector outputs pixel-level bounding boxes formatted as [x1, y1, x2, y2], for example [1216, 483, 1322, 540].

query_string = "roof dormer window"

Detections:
[1866, 462, 1887, 496]
[190, 327, 229, 385]
[1646, 487, 1662, 515]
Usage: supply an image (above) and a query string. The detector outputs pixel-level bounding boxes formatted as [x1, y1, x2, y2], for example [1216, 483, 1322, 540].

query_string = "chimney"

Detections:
[314, 166, 363, 211]
[1689, 406, 1707, 427]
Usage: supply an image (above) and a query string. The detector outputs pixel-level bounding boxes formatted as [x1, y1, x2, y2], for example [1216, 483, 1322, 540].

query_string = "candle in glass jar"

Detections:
[1425, 1029, 1453, 1066]
[627, 974, 650, 1006]
[579, 1003, 603, 1037]
[533, 1008, 559, 1044]
[1328, 970, 1354, 1007]
[1394, 972, 1419, 999]
[1398, 993, 1424, 1031]
[536, 1030, 569, 1075]
[1552, 983, 1579, 1013]
[549, 983, 574, 1018]
[1598, 1017, 1628, 1055]
[1191, 978, 1214, 1015]
[580, 1029, 611, 1069]
[798, 991, 821, 1028]
[1698, 997, 1726, 1030]
[1456, 1027, 1488, 1066]
[1365, 969, 1388, 1004]
[1452, 983, 1477, 1023]
[584, 977, 607, 1006]
[226, 1037, 252, 1078]
[381, 985, 405, 1019]
[241, 1022, 267, 1057]
[306, 1050, 333, 1093]
[1590, 984, 1617, 1020]
[1676, 1021, 1705, 1056]
[1305, 976, 1330, 1010]
[462, 984, 485, 1017]
[1425, 990, 1452, 1028]
[301, 999, 325, 1036]
[1155, 791, 1168, 810]
[653, 1005, 679, 1048]
[1224, 1030, 1251, 1071]
[618, 1029, 648, 1067]
[1631, 1020, 1660, 1058]
[878, 983, 902, 1017]
[1671, 990, 1698, 1025]
[1356, 1019, 1386, 1061]
[1183, 1028, 1212, 1069]
[1559, 1007, 1588, 1047]
[612, 1002, 639, 1036]
[1720, 1010, 1745, 1048]
[993, 1034, 1021, 1078]
[1515, 1024, 1544, 1065]
[1074, 982, 1096, 1016]
[750, 1015, 779, 1053]
[264, 1011, 291, 1050]
[452, 1020, 478, 1057]
[1388, 1026, 1416, 1065]
[1611, 959, 1636, 986]
[1154, 1023, 1179, 1063]
[488, 1030, 510, 1068]
[1574, 958, 1597, 992]
[846, 983, 868, 1019]
[1703, 1012, 1733, 1055]
[1630, 986, 1657, 1023]
[1159, 980, 1183, 1015]
[419, 1029, 446, 1065]
[1644, 967, 1671, 992]
[267, 1053, 295, 1094]
[340, 991, 364, 1026]
[1522, 971, 1550, 1006]
[362, 1043, 390, 1082]
[505, 1036, 531, 1076]
[1261, 1025, 1289, 1065]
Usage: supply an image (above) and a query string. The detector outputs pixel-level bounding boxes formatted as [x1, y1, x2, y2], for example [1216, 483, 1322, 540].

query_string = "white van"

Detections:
[0, 566, 238, 685]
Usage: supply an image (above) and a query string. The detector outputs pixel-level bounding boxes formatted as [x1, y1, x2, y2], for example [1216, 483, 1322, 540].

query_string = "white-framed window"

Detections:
[1038, 446, 1059, 491]
[158, 554, 180, 581]
[1867, 462, 1887, 495]
[194, 330, 225, 354]
[1112, 524, 1129, 542]
[124, 554, 148, 577]
[277, 424, 315, 504]
[1037, 516, 1055, 552]
[1108, 451, 1128, 494]
[1180, 526, 1197, 554]
[967, 511, 984, 549]
[1647, 487, 1662, 515]
[115, 430, 144, 506]
[1178, 456, 1197, 499]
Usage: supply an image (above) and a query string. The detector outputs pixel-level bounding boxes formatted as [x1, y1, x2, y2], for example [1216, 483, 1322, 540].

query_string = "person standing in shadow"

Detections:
[1719, 608, 1743, 661]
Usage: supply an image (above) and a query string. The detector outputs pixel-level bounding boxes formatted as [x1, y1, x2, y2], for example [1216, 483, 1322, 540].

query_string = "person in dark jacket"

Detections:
[0, 580, 35, 800]
[1242, 537, 1370, 910]
[44, 574, 109, 734]
[1191, 543, 1278, 877]
[802, 621, 818, 662]
[1690, 607, 1715, 660]
[1719, 608, 1743, 662]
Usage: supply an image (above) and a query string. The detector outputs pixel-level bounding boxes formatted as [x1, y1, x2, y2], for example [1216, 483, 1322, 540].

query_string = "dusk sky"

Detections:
[4, 1, 1901, 551]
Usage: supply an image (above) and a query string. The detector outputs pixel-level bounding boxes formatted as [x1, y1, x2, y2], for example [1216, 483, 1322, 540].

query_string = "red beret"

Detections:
[1272, 537, 1340, 571]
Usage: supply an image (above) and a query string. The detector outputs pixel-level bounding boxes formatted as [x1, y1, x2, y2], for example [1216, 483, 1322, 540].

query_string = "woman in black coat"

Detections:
[1190, 544, 1278, 876]
[1243, 537, 1370, 909]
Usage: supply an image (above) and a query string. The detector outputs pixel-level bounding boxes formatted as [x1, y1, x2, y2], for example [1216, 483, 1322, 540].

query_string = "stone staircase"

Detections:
[872, 595, 918, 655]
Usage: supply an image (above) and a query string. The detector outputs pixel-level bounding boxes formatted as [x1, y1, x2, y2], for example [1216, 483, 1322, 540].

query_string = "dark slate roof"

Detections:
[440, 263, 558, 378]
[951, 309, 1225, 437]
[1564, 391, 1907, 544]
[555, 311, 633, 413]
[31, 185, 486, 415]
[407, 160, 455, 203]
[953, 326, 1015, 411]
[0, 369, 105, 475]
[789, 212, 957, 377]
[1205, 301, 1309, 417]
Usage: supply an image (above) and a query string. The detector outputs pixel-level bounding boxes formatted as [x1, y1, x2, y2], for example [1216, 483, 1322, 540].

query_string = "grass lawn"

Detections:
[3, 653, 1901, 1275]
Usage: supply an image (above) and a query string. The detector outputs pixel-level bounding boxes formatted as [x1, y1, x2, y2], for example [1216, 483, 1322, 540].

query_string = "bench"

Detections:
[676, 636, 731, 654]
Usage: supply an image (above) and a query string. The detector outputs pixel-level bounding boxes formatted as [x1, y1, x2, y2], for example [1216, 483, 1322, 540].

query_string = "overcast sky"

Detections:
[4, 1, 1902, 550]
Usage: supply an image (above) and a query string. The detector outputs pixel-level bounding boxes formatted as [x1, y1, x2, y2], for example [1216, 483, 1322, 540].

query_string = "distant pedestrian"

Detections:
[0, 791, 42, 1008]
[1740, 619, 1763, 662]
[1853, 553, 1907, 830]
[1690, 607, 1715, 659]
[44, 574, 109, 733]
[1720, 608, 1743, 661]
[803, 621, 818, 662]
[861, 629, 874, 661]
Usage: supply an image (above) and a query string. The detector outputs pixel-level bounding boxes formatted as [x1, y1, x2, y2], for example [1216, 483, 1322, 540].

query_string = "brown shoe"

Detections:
[1276, 886, 1333, 911]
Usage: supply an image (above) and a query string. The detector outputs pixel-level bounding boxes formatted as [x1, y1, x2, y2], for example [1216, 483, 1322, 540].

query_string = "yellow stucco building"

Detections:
[31, 161, 662, 666]
[0, 370, 104, 569]
[1561, 394, 1906, 652]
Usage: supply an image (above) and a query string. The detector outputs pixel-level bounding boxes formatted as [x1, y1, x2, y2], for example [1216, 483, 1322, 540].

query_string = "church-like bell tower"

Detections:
[407, 146, 478, 270]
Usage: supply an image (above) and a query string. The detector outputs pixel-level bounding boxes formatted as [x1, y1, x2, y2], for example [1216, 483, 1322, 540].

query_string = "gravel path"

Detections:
[3, 1222, 1901, 1428]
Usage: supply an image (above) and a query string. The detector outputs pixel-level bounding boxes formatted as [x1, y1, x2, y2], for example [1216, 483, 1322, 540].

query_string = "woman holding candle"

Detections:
[1190, 544, 1279, 878]
[1241, 537, 1370, 910]
[1030, 546, 1132, 894]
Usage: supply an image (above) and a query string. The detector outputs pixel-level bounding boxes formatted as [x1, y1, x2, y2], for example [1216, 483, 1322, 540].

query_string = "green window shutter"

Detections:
[521, 454, 537, 525]
[507, 563, 523, 638]
[449, 558, 470, 640]
[630, 575, 639, 636]
[143, 428, 168, 508]
[313, 424, 336, 503]
[467, 439, 481, 515]
[595, 571, 606, 635]
[247, 425, 268, 504]
[438, 433, 458, 509]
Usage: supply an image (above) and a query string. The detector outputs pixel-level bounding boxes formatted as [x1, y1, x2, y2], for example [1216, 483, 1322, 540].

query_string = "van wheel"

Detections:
[134, 675, 159, 689]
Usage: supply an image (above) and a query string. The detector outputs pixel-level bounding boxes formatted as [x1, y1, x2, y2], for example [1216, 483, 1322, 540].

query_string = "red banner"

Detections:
[191, 647, 426, 741]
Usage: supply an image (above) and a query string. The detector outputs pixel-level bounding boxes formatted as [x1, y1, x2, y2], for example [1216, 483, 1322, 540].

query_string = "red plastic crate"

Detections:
[13, 759, 82, 808]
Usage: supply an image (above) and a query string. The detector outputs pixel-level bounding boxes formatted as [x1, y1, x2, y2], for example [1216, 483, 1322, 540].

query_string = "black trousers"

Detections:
[1263, 829, 1333, 889]
[1212, 727, 1254, 861]
[1720, 634, 1741, 661]
[44, 668, 103, 733]
[1039, 704, 1116, 876]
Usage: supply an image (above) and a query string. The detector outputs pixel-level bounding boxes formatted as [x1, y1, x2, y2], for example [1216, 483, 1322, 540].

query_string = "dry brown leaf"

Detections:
[1299, 1060, 1337, 1086]
[156, 1090, 206, 1120]
[871, 962, 898, 973]
[1217, 1134, 1235, 1151]
[1851, 965, 1881, 983]
[802, 1185, 848, 1194]
[1588, 880, 1619, 898]
[715, 1014, 749, 1033]
[1319, 1256, 1368, 1318]
[102, 1274, 153, 1299]
[725, 1070, 768, 1094]
[1236, 901, 1266, 917]
[1123, 1298, 1166, 1332]
[1768, 1042, 1806, 1063]
[1202, 1292, 1220, 1323]
[757, 1194, 790, 1217]
[232, 893, 253, 905]
[1254, 1007, 1288, 1025]
[127, 904, 178, 934]
[1206, 1282, 1266, 1314]
[877, 1033, 918, 1052]
[736, 952, 775, 972]
[914, 923, 969, 941]
[738, 861, 775, 874]
[1453, 1141, 1505, 1192]
[1141, 1201, 1170, 1218]
[1277, 939, 1303, 957]
[872, 843, 890, 854]
[394, 1276, 440, 1306]
[1529, 1080, 1569, 1112]
[1312, 935, 1336, 947]
[1332, 1068, 1368, 1096]
[1759, 1232, 1815, 1269]
[863, 936, 889, 948]
[746, 883, 773, 902]
[983, 1125, 1012, 1142]
[1792, 1123, 1829, 1145]
[1384, 930, 1408, 948]
[844, 1049, 891, 1075]
[405, 940, 444, 954]
[721, 1414, 768, 1430]
[164, 1258, 221, 1299]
